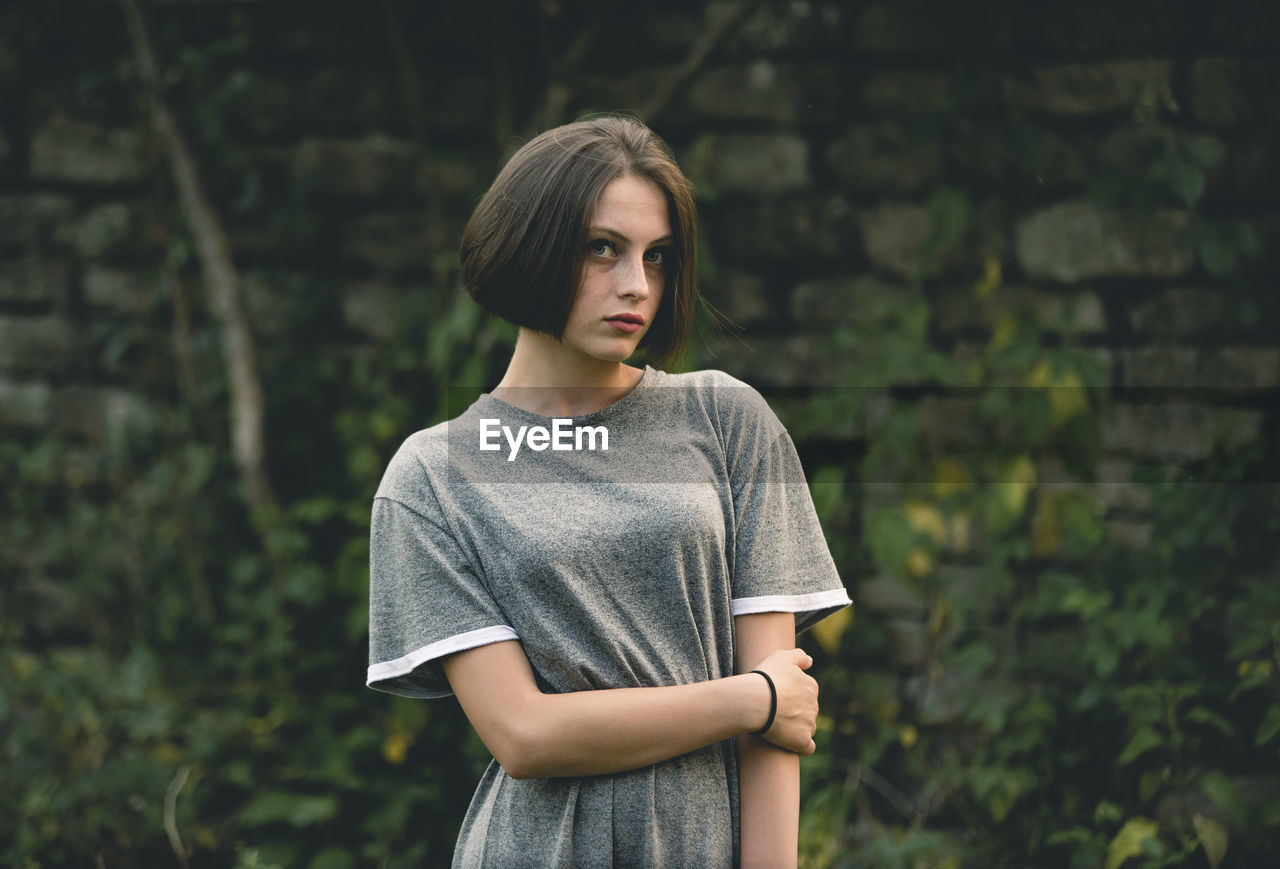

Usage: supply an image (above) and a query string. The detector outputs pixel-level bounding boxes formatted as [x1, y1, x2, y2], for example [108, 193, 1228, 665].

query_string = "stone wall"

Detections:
[3, 0, 1277, 655]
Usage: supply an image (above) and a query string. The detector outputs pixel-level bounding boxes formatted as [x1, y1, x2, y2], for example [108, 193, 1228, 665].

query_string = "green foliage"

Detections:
[6, 9, 1278, 869]
[785, 84, 1278, 867]
[0, 298, 506, 866]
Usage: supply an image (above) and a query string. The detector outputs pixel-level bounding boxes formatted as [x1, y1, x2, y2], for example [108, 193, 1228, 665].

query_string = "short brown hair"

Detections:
[460, 115, 698, 369]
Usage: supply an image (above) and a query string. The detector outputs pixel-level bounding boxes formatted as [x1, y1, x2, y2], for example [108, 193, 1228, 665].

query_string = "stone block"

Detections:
[1102, 402, 1261, 461]
[860, 70, 950, 116]
[83, 267, 142, 311]
[847, 671, 901, 713]
[939, 565, 1000, 617]
[950, 123, 1092, 191]
[1092, 460, 1152, 513]
[1107, 518, 1152, 550]
[935, 286, 1107, 336]
[861, 199, 1009, 281]
[709, 334, 849, 389]
[858, 574, 925, 615]
[701, 270, 770, 326]
[826, 124, 942, 193]
[52, 386, 151, 443]
[627, 5, 700, 55]
[0, 194, 75, 248]
[1231, 133, 1280, 203]
[29, 117, 144, 184]
[0, 258, 71, 306]
[704, 196, 859, 264]
[1014, 0, 1191, 55]
[685, 133, 810, 195]
[1004, 61, 1174, 117]
[342, 283, 401, 339]
[1252, 216, 1280, 276]
[1209, 0, 1280, 49]
[228, 75, 298, 137]
[887, 618, 926, 667]
[1191, 59, 1280, 125]
[302, 69, 396, 130]
[686, 62, 847, 124]
[723, 1, 850, 54]
[789, 274, 914, 329]
[340, 210, 441, 272]
[1199, 347, 1280, 390]
[909, 660, 1021, 727]
[0, 380, 52, 428]
[412, 153, 485, 199]
[908, 668, 964, 726]
[241, 272, 299, 338]
[61, 203, 133, 258]
[1121, 346, 1280, 390]
[1100, 126, 1229, 200]
[294, 135, 418, 199]
[1014, 200, 1193, 283]
[418, 72, 492, 131]
[860, 204, 930, 280]
[1119, 347, 1199, 389]
[853, 1, 987, 55]
[918, 393, 982, 449]
[0, 316, 75, 373]
[1128, 288, 1235, 336]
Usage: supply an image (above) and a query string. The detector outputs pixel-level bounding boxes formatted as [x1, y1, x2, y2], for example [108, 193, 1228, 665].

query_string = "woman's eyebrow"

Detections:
[588, 226, 674, 246]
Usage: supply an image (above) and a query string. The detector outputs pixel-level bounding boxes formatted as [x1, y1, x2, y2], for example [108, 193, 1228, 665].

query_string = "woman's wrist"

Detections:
[731, 672, 774, 735]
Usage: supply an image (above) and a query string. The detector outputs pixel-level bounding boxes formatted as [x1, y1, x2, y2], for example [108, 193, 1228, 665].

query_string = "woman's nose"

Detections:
[619, 254, 652, 299]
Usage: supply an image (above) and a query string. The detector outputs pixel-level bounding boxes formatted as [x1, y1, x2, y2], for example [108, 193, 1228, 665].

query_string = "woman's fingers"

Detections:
[752, 648, 820, 753]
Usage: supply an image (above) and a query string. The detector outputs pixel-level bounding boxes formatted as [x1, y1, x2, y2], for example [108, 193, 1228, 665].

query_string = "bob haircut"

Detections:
[460, 115, 698, 369]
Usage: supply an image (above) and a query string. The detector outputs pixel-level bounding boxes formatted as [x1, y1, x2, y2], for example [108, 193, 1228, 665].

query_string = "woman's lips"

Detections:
[605, 316, 643, 334]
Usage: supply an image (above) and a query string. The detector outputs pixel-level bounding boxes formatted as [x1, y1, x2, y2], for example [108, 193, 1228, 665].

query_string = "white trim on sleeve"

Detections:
[730, 587, 852, 617]
[366, 624, 520, 686]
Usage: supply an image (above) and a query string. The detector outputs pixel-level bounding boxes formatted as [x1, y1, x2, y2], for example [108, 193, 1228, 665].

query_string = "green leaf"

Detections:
[1201, 772, 1246, 828]
[1094, 801, 1124, 825]
[1185, 706, 1235, 737]
[1118, 726, 1163, 766]
[1139, 769, 1169, 804]
[241, 791, 339, 828]
[1105, 816, 1159, 869]
[809, 465, 845, 524]
[1183, 137, 1226, 168]
[309, 848, 357, 869]
[1168, 161, 1205, 208]
[1256, 703, 1280, 746]
[1192, 813, 1229, 869]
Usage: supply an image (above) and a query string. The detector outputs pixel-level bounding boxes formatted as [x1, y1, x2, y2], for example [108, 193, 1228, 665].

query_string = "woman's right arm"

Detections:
[441, 640, 818, 779]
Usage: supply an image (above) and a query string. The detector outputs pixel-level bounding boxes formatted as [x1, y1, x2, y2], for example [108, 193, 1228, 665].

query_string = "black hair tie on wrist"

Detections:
[750, 670, 777, 736]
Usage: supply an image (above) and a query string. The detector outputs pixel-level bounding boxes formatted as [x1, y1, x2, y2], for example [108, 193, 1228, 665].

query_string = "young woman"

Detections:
[367, 115, 850, 867]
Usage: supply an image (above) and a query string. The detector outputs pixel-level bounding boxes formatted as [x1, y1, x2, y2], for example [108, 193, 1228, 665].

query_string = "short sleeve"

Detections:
[367, 494, 517, 698]
[728, 413, 851, 633]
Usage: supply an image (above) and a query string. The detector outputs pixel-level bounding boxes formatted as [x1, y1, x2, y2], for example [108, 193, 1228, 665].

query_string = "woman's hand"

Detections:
[751, 647, 819, 755]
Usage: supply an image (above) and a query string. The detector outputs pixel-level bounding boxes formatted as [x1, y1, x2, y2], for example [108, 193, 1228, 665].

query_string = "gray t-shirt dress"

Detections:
[367, 367, 851, 867]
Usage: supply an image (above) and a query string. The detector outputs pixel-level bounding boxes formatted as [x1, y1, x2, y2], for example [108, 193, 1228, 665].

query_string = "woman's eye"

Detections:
[644, 248, 667, 265]
[588, 239, 616, 257]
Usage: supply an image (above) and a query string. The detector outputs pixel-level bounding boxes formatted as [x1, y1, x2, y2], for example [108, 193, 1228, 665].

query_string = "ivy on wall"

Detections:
[2, 2, 1278, 868]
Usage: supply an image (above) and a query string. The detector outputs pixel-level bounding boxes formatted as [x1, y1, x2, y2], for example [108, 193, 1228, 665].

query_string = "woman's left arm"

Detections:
[736, 611, 805, 869]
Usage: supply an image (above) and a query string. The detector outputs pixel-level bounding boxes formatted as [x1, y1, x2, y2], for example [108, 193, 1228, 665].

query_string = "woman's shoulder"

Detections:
[652, 367, 751, 391]
[649, 367, 783, 438]
[373, 420, 451, 507]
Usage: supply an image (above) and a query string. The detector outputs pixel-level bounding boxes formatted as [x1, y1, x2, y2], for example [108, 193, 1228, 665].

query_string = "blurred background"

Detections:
[2, 1, 1278, 866]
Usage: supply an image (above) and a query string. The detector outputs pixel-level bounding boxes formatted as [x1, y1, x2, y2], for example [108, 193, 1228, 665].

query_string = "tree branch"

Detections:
[120, 0, 277, 516]
[639, 0, 754, 123]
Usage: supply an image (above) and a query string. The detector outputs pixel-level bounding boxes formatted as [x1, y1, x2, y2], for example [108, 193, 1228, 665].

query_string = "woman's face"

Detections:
[560, 174, 671, 365]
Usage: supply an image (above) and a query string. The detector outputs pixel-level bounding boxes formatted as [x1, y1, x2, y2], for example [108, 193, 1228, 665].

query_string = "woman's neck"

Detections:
[491, 329, 645, 417]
